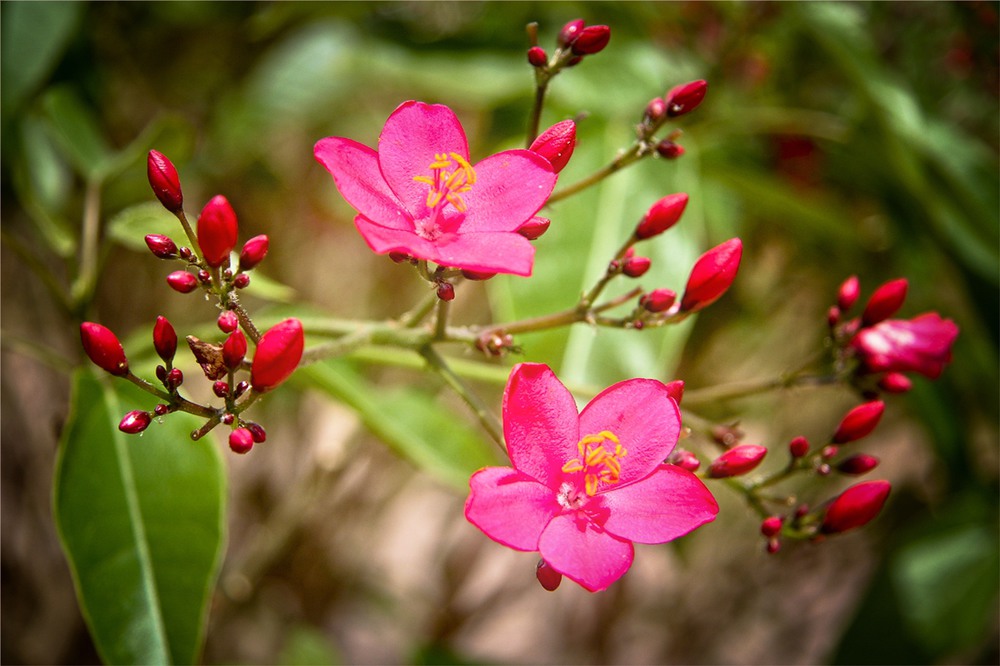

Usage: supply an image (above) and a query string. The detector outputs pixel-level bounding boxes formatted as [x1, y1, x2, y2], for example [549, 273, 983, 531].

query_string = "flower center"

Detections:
[413, 152, 477, 214]
[561, 430, 627, 497]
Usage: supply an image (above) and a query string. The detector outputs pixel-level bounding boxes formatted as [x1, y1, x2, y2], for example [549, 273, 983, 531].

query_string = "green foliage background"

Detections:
[2, 2, 997, 664]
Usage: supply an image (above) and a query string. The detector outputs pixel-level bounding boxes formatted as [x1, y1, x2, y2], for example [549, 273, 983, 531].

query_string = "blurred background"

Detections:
[2, 2, 997, 664]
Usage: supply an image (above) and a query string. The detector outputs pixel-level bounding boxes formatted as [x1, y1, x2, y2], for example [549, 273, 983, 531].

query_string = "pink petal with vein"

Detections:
[465, 467, 557, 551]
[602, 465, 719, 543]
[539, 513, 634, 592]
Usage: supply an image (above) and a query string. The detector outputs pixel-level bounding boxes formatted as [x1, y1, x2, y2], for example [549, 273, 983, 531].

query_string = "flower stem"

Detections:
[421, 346, 505, 452]
[547, 141, 648, 204]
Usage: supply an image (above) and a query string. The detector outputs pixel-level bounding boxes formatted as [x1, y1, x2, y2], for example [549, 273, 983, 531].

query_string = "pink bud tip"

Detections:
[878, 372, 913, 394]
[529, 120, 576, 173]
[223, 330, 247, 370]
[80, 322, 129, 376]
[217, 311, 239, 333]
[119, 410, 152, 434]
[250, 318, 304, 392]
[760, 516, 783, 538]
[246, 422, 267, 443]
[536, 559, 562, 591]
[665, 79, 708, 118]
[655, 139, 685, 159]
[635, 193, 688, 239]
[516, 216, 551, 240]
[680, 238, 743, 312]
[789, 436, 810, 458]
[861, 278, 908, 326]
[837, 275, 861, 311]
[152, 316, 177, 364]
[557, 19, 585, 48]
[707, 444, 767, 478]
[832, 400, 885, 444]
[623, 255, 651, 278]
[837, 453, 880, 475]
[147, 150, 183, 213]
[665, 380, 685, 405]
[229, 428, 254, 454]
[644, 97, 667, 125]
[197, 195, 239, 268]
[821, 480, 891, 534]
[668, 449, 701, 472]
[144, 234, 178, 259]
[238, 234, 269, 271]
[166, 270, 198, 293]
[571, 24, 610, 55]
[640, 288, 677, 313]
[527, 46, 548, 67]
[827, 306, 841, 328]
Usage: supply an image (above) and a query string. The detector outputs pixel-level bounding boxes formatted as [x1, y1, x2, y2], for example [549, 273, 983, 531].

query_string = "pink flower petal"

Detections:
[354, 215, 435, 257]
[314, 137, 410, 230]
[539, 513, 634, 592]
[503, 363, 580, 487]
[377, 101, 470, 215]
[579, 379, 680, 488]
[430, 232, 536, 276]
[460, 150, 556, 233]
[601, 465, 719, 544]
[465, 467, 557, 551]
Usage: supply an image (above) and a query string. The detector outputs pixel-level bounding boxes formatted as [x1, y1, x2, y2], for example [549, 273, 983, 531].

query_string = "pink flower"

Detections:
[465, 363, 718, 592]
[851, 313, 959, 379]
[315, 101, 557, 276]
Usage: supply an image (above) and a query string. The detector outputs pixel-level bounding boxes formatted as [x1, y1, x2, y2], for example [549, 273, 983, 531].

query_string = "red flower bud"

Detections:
[668, 449, 700, 472]
[640, 288, 677, 313]
[233, 273, 251, 289]
[80, 322, 129, 376]
[680, 238, 742, 312]
[147, 150, 183, 213]
[622, 255, 651, 278]
[250, 318, 304, 392]
[635, 193, 688, 240]
[837, 275, 860, 311]
[197, 195, 239, 268]
[529, 120, 576, 173]
[229, 428, 254, 454]
[789, 436, 810, 458]
[516, 216, 550, 240]
[536, 559, 562, 591]
[144, 234, 178, 259]
[167, 270, 198, 293]
[571, 24, 610, 55]
[119, 410, 152, 434]
[436, 282, 455, 301]
[461, 269, 496, 281]
[246, 422, 267, 443]
[861, 278, 908, 326]
[707, 444, 767, 478]
[665, 380, 684, 405]
[557, 19, 585, 48]
[821, 480, 891, 534]
[222, 330, 247, 370]
[644, 97, 667, 125]
[837, 454, 880, 475]
[152, 316, 177, 364]
[213, 380, 230, 398]
[527, 46, 548, 67]
[655, 140, 685, 159]
[665, 79, 708, 117]
[239, 234, 269, 271]
[760, 516, 783, 538]
[832, 400, 885, 444]
[164, 367, 184, 391]
[878, 372, 913, 394]
[217, 311, 239, 333]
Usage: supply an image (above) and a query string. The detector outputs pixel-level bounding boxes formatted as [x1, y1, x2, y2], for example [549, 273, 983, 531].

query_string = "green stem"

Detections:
[174, 209, 200, 256]
[547, 141, 648, 204]
[683, 373, 839, 407]
[71, 179, 102, 310]
[421, 346, 505, 452]
[433, 297, 450, 341]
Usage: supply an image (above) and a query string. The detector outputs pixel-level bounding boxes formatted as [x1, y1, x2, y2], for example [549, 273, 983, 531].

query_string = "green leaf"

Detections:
[53, 370, 226, 665]
[40, 86, 115, 181]
[106, 201, 183, 252]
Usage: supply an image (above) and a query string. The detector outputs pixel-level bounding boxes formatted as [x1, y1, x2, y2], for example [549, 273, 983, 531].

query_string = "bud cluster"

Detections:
[638, 79, 708, 159]
[527, 19, 611, 76]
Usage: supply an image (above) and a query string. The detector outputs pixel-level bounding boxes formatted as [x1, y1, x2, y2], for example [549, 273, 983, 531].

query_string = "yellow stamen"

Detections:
[413, 152, 477, 213]
[560, 430, 627, 496]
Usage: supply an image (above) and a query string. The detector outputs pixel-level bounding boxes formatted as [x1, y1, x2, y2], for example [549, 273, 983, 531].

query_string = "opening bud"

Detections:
[527, 46, 548, 67]
[644, 97, 667, 125]
[536, 559, 562, 591]
[239, 234, 270, 271]
[622, 255, 651, 278]
[223, 330, 248, 370]
[640, 288, 677, 313]
[680, 238, 742, 312]
[665, 380, 685, 405]
[167, 271, 198, 294]
[832, 400, 885, 444]
[119, 410, 152, 434]
[707, 444, 767, 478]
[878, 372, 913, 394]
[250, 318, 304, 392]
[861, 278, 908, 327]
[635, 193, 688, 239]
[789, 435, 810, 458]
[821, 480, 891, 534]
[837, 275, 861, 311]
[529, 120, 576, 173]
[760, 516, 783, 538]
[147, 150, 184, 213]
[152, 316, 177, 364]
[557, 19, 585, 48]
[217, 311, 239, 333]
[229, 428, 254, 455]
[571, 24, 610, 55]
[144, 234, 178, 259]
[197, 195, 239, 268]
[665, 79, 708, 117]
[80, 322, 129, 376]
[516, 216, 551, 240]
[837, 453, 880, 476]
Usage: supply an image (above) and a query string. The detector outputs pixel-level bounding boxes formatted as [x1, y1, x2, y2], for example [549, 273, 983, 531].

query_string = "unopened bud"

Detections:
[213, 380, 230, 398]
[167, 271, 198, 294]
[144, 234, 178, 259]
[766, 538, 781, 554]
[665, 79, 708, 117]
[821, 480, 891, 534]
[680, 238, 742, 312]
[234, 380, 249, 398]
[665, 380, 684, 405]
[239, 234, 269, 271]
[536, 559, 562, 591]
[147, 150, 184, 213]
[557, 19, 585, 48]
[119, 410, 152, 434]
[527, 46, 548, 67]
[221, 413, 235, 426]
[878, 372, 913, 394]
[80, 322, 129, 376]
[640, 289, 677, 313]
[635, 193, 688, 239]
[517, 216, 551, 240]
[156, 365, 167, 383]
[760, 516, 783, 538]
[246, 422, 267, 443]
[250, 318, 304, 392]
[165, 367, 183, 391]
[832, 400, 885, 444]
[529, 120, 576, 173]
[229, 428, 254, 454]
[217, 311, 239, 333]
[827, 306, 841, 328]
[837, 275, 860, 311]
[789, 436, 810, 458]
[197, 195, 239, 268]
[571, 24, 610, 55]
[389, 251, 412, 263]
[623, 255, 651, 278]
[197, 269, 211, 284]
[154, 404, 169, 417]
[222, 330, 247, 370]
[861, 278, 908, 326]
[821, 445, 839, 460]
[644, 97, 667, 125]
[837, 453, 880, 475]
[436, 282, 455, 301]
[668, 449, 700, 472]
[233, 273, 250, 289]
[461, 270, 496, 281]
[655, 139, 685, 159]
[707, 444, 767, 478]
[152, 316, 177, 364]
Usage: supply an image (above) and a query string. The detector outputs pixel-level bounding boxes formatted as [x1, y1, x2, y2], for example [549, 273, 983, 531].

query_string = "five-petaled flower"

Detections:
[315, 101, 558, 276]
[851, 313, 958, 379]
[465, 363, 719, 592]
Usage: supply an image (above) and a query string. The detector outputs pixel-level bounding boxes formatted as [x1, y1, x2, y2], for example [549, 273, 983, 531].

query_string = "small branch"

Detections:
[421, 346, 506, 452]
[547, 142, 647, 204]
